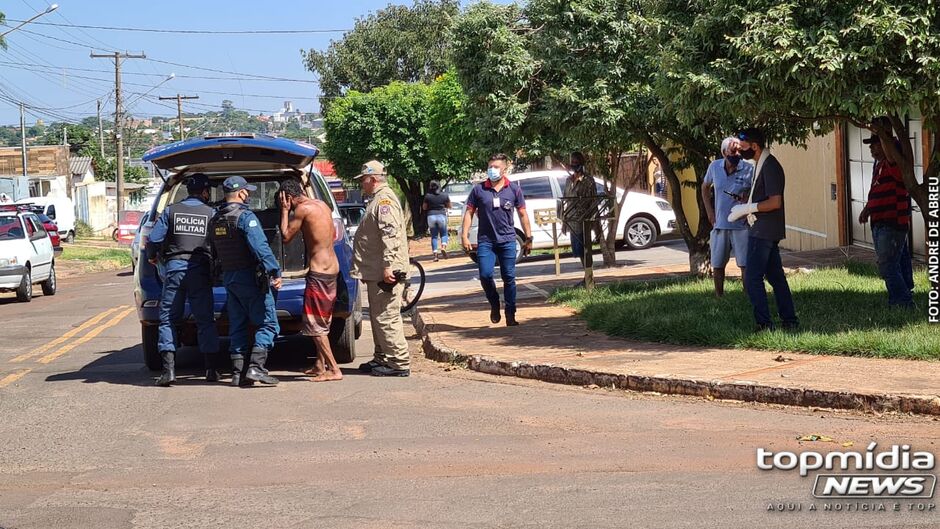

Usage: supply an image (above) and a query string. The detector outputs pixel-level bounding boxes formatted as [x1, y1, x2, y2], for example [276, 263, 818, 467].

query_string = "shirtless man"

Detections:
[278, 177, 343, 382]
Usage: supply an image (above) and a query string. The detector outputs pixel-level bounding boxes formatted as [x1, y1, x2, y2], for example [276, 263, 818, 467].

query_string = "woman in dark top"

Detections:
[422, 180, 452, 261]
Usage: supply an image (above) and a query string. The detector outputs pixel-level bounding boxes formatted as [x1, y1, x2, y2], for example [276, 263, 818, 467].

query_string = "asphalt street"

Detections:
[0, 251, 937, 528]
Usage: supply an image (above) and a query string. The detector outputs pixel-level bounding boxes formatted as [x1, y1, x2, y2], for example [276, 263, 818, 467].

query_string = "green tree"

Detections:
[685, 0, 939, 227]
[302, 0, 459, 112]
[43, 123, 98, 155]
[324, 82, 438, 234]
[426, 71, 478, 183]
[451, 0, 725, 273]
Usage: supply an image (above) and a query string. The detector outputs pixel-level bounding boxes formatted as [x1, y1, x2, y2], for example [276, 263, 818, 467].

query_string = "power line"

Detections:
[144, 58, 317, 83]
[4, 19, 350, 35]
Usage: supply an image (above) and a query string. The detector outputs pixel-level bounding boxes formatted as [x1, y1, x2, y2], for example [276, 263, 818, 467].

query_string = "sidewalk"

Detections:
[413, 248, 940, 416]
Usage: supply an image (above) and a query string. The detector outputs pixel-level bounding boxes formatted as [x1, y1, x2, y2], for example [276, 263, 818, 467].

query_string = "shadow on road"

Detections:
[43, 336, 345, 387]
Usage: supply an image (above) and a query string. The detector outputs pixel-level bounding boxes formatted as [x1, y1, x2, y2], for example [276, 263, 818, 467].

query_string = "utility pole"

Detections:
[97, 99, 105, 158]
[158, 94, 199, 140]
[91, 51, 145, 225]
[18, 103, 28, 200]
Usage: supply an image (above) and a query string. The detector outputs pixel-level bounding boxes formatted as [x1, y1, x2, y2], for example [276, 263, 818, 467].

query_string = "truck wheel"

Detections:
[142, 325, 161, 371]
[40, 262, 56, 296]
[15, 268, 32, 302]
[330, 315, 357, 364]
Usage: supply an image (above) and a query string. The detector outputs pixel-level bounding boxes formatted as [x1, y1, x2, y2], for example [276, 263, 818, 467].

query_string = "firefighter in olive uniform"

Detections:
[209, 176, 282, 386]
[351, 160, 411, 377]
[146, 173, 220, 386]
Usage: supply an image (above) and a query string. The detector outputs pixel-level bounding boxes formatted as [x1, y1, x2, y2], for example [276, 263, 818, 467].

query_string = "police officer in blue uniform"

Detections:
[146, 173, 220, 387]
[209, 176, 282, 386]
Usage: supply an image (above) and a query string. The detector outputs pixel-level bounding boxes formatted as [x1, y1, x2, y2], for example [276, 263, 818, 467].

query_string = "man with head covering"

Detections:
[702, 136, 754, 296]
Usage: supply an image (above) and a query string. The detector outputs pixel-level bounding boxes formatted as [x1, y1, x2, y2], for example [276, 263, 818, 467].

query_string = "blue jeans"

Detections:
[223, 269, 280, 370]
[745, 237, 798, 328]
[872, 224, 915, 307]
[158, 261, 219, 365]
[570, 229, 585, 265]
[477, 240, 517, 317]
[428, 214, 448, 253]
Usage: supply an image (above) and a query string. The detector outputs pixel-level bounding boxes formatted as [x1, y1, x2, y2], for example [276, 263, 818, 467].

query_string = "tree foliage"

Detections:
[302, 0, 459, 112]
[426, 71, 478, 181]
[681, 0, 940, 222]
[323, 82, 438, 233]
[452, 0, 730, 272]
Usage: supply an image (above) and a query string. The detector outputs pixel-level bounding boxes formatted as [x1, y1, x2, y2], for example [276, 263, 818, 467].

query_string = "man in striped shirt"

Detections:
[859, 134, 915, 308]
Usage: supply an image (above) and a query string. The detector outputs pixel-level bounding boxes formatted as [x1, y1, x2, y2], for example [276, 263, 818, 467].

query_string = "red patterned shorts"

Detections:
[302, 271, 337, 337]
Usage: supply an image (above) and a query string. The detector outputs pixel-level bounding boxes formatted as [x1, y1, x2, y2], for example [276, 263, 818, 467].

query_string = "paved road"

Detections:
[1, 265, 937, 528]
[421, 238, 691, 298]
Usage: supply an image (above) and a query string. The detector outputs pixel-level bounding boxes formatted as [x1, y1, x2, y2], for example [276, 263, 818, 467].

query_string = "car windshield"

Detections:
[443, 182, 473, 196]
[341, 206, 365, 227]
[0, 217, 25, 240]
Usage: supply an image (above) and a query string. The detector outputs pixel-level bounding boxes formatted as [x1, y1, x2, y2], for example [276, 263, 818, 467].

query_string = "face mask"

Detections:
[739, 148, 756, 161]
[487, 167, 502, 181]
[570, 164, 584, 174]
[725, 155, 741, 166]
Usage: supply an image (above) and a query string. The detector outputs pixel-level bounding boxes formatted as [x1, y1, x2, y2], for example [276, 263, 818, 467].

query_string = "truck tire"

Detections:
[330, 315, 356, 365]
[15, 268, 32, 302]
[142, 325, 161, 371]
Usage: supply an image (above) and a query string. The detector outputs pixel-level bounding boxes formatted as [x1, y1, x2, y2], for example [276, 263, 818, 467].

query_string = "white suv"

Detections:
[466, 170, 676, 260]
[0, 206, 57, 302]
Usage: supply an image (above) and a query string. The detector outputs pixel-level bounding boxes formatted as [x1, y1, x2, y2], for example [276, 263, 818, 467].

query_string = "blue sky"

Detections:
[0, 0, 494, 126]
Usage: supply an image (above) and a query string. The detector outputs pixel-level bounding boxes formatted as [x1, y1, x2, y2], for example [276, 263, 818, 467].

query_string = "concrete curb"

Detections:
[413, 309, 940, 416]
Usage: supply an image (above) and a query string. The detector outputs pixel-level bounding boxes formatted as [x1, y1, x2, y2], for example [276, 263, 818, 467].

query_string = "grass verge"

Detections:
[550, 262, 937, 360]
[58, 246, 132, 271]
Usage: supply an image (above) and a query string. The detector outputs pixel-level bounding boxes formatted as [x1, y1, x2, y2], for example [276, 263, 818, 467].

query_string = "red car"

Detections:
[36, 213, 62, 250]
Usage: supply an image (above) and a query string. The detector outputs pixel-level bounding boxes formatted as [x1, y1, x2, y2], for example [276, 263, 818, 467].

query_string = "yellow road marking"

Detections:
[37, 307, 136, 365]
[10, 305, 129, 363]
[0, 368, 31, 388]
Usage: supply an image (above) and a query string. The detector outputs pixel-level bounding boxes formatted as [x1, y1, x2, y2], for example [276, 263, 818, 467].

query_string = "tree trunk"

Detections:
[394, 176, 429, 236]
[644, 137, 712, 277]
[879, 116, 933, 231]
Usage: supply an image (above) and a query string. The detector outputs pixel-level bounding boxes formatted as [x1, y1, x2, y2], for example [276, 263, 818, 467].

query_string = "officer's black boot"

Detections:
[156, 351, 176, 387]
[245, 347, 279, 385]
[204, 352, 221, 382]
[230, 356, 247, 387]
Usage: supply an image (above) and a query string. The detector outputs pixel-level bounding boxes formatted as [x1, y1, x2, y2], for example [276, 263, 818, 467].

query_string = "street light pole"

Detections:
[0, 4, 58, 39]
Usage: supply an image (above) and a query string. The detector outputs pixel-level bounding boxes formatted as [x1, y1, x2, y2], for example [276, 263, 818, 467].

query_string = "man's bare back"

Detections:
[279, 188, 343, 382]
[281, 193, 339, 275]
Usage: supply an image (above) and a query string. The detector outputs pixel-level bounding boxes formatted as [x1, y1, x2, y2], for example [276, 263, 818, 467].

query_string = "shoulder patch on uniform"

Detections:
[379, 205, 391, 215]
[248, 219, 258, 228]
[378, 198, 393, 206]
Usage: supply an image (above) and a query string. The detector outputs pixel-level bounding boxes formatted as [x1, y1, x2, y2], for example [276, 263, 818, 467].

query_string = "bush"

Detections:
[75, 220, 95, 239]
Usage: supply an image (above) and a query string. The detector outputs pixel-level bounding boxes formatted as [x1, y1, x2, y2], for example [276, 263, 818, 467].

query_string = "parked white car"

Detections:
[0, 206, 57, 302]
[16, 196, 77, 243]
[465, 170, 676, 260]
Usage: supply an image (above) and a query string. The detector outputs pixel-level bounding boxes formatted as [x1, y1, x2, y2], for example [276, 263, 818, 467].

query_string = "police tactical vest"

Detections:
[163, 199, 213, 262]
[210, 203, 255, 272]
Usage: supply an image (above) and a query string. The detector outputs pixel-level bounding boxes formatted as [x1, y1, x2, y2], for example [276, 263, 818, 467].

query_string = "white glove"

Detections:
[728, 202, 758, 223]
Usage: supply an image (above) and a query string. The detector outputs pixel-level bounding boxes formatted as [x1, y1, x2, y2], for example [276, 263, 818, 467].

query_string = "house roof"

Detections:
[69, 156, 93, 176]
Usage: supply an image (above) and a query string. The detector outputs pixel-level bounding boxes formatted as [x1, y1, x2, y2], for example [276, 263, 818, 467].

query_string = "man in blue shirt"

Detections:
[460, 153, 534, 326]
[146, 174, 219, 386]
[701, 137, 754, 296]
[209, 176, 282, 386]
